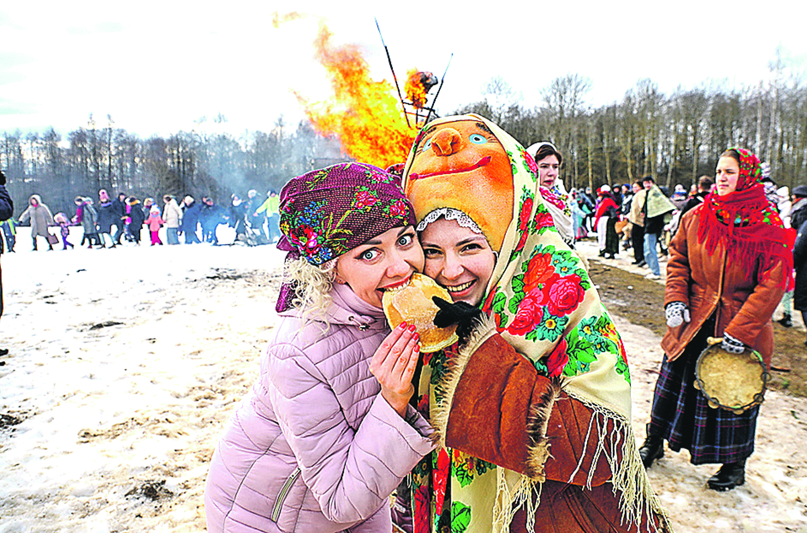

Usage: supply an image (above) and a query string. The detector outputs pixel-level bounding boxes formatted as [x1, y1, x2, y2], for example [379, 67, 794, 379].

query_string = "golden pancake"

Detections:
[382, 273, 459, 353]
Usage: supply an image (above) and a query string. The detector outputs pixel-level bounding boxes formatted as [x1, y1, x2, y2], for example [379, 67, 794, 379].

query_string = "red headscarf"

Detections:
[697, 147, 794, 286]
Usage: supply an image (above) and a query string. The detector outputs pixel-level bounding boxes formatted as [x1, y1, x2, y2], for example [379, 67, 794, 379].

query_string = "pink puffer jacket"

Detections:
[205, 283, 435, 533]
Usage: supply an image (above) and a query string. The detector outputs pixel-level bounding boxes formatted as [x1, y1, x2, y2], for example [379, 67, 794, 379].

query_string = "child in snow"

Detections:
[54, 213, 74, 250]
[146, 206, 164, 246]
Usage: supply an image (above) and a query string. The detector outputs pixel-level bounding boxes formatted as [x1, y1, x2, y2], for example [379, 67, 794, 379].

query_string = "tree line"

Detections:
[3, 50, 805, 216]
[1, 114, 344, 216]
[460, 51, 806, 193]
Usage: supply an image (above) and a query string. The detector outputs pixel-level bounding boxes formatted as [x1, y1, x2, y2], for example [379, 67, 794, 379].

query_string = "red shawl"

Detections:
[698, 148, 795, 287]
[594, 194, 618, 227]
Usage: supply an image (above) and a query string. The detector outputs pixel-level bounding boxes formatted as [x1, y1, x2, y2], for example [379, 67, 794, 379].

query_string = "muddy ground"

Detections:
[586, 256, 807, 397]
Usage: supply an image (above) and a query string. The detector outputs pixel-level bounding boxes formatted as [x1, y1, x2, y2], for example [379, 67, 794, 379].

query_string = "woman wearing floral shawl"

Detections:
[639, 148, 793, 491]
[400, 115, 671, 533]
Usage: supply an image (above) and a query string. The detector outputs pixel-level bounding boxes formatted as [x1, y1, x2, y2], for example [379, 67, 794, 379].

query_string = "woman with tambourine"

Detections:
[638, 147, 794, 491]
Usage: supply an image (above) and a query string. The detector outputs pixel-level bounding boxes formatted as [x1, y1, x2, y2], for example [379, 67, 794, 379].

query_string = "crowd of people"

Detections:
[5, 189, 282, 252]
[566, 171, 797, 283]
[2, 112, 801, 533]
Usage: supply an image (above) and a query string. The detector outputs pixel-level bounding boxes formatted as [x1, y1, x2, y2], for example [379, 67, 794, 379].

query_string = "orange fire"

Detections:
[405, 69, 428, 109]
[292, 20, 417, 170]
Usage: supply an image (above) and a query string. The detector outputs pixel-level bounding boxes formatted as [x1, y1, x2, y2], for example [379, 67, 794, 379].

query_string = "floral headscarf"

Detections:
[402, 115, 658, 533]
[278, 162, 415, 265]
[275, 162, 416, 311]
[699, 148, 794, 287]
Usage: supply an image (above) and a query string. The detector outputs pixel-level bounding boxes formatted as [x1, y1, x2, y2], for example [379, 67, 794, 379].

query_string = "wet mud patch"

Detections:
[587, 258, 807, 397]
[125, 479, 174, 502]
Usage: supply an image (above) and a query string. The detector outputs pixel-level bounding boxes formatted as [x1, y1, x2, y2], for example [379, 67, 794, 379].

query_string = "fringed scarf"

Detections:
[698, 148, 794, 287]
[402, 114, 670, 533]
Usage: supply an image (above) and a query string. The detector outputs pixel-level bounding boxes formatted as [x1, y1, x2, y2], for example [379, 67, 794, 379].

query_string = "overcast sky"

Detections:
[1, 0, 805, 139]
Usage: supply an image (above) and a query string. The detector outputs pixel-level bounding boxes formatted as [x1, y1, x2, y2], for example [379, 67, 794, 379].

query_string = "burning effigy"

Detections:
[276, 13, 443, 169]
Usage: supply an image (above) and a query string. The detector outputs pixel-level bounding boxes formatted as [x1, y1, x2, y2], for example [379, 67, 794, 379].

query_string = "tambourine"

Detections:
[693, 337, 769, 415]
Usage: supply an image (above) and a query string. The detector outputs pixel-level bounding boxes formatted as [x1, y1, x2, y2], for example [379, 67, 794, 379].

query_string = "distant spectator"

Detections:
[180, 196, 202, 244]
[628, 180, 646, 266]
[257, 190, 281, 243]
[200, 197, 228, 245]
[246, 189, 268, 243]
[162, 195, 183, 245]
[640, 176, 676, 279]
[0, 170, 11, 358]
[19, 194, 55, 251]
[229, 194, 248, 241]
[96, 189, 117, 248]
[146, 205, 164, 246]
[74, 196, 99, 248]
[594, 184, 619, 259]
[1, 217, 18, 253]
[112, 192, 127, 245]
[126, 197, 146, 245]
[54, 213, 74, 250]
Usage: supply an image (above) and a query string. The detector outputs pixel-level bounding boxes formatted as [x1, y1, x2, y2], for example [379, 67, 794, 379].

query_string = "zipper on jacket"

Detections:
[271, 467, 301, 522]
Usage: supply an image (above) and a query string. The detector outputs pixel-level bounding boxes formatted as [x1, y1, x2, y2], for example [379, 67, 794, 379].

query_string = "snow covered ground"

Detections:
[0, 227, 805, 532]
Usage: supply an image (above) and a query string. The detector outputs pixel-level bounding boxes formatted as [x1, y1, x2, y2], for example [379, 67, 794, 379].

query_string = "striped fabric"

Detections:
[647, 320, 758, 465]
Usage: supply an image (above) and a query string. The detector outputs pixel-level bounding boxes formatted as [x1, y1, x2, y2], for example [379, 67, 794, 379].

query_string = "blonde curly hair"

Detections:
[284, 256, 338, 321]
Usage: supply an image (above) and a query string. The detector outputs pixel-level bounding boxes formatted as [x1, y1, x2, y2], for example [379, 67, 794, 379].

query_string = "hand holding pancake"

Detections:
[369, 322, 420, 417]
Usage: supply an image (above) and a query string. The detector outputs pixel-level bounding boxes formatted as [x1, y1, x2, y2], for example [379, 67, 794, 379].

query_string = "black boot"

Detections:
[639, 429, 664, 468]
[707, 460, 746, 491]
[778, 313, 793, 328]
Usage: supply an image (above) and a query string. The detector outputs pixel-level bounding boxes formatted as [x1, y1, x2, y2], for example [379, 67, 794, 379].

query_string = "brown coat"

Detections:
[661, 206, 785, 366]
[432, 323, 671, 533]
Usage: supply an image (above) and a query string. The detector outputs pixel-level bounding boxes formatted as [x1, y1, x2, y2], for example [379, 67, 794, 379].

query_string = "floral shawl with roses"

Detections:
[402, 115, 654, 533]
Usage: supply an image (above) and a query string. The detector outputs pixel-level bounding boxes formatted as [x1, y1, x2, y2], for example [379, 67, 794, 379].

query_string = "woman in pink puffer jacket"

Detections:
[205, 163, 436, 533]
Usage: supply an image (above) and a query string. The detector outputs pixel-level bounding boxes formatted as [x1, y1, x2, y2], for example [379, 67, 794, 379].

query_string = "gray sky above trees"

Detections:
[1, 0, 805, 138]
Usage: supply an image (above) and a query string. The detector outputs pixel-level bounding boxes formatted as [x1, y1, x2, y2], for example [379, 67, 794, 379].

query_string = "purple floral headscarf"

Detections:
[276, 162, 416, 311]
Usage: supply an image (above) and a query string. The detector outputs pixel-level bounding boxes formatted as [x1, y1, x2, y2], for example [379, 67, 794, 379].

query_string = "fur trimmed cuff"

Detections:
[524, 376, 563, 482]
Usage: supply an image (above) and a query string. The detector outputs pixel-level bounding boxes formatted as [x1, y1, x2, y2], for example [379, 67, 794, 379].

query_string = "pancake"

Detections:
[382, 273, 459, 353]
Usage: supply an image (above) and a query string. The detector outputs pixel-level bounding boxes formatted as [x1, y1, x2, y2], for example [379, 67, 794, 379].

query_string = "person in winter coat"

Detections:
[200, 197, 228, 244]
[96, 189, 117, 248]
[229, 194, 248, 241]
[145, 206, 164, 246]
[54, 213, 74, 250]
[0, 171, 13, 353]
[126, 197, 145, 244]
[1, 217, 18, 253]
[527, 142, 575, 249]
[112, 192, 127, 245]
[19, 194, 55, 251]
[180, 196, 202, 244]
[257, 190, 281, 243]
[594, 184, 620, 259]
[639, 148, 792, 492]
[204, 163, 435, 533]
[162, 195, 182, 245]
[640, 177, 676, 279]
[246, 189, 268, 242]
[398, 115, 670, 533]
[75, 197, 100, 248]
[789, 185, 807, 332]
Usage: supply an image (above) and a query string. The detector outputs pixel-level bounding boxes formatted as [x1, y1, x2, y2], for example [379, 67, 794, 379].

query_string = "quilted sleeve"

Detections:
[267, 342, 435, 524]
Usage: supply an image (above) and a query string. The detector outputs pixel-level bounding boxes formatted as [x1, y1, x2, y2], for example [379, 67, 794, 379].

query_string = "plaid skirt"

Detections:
[647, 319, 759, 465]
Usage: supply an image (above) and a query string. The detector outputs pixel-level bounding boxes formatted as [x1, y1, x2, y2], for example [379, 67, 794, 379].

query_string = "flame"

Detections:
[292, 20, 416, 170]
[405, 69, 427, 109]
